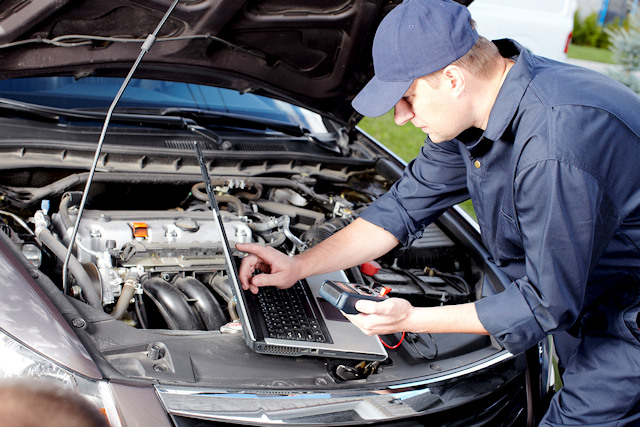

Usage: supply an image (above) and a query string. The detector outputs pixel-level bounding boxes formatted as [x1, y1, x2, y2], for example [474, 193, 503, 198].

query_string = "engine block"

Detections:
[69, 209, 252, 270]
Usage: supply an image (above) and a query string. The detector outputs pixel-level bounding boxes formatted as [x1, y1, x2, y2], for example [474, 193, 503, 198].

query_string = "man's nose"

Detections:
[394, 98, 414, 126]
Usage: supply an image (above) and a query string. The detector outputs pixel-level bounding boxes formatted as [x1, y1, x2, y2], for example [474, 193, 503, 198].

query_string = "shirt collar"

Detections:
[458, 39, 534, 152]
[482, 39, 534, 142]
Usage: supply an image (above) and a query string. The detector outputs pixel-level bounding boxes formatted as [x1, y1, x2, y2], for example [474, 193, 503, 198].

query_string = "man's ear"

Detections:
[442, 65, 466, 97]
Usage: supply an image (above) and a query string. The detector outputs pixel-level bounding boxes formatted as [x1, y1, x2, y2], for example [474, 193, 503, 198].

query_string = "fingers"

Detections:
[348, 298, 411, 336]
[235, 253, 257, 292]
[236, 242, 263, 254]
[236, 243, 281, 271]
[236, 244, 266, 292]
[236, 244, 261, 282]
[235, 242, 298, 293]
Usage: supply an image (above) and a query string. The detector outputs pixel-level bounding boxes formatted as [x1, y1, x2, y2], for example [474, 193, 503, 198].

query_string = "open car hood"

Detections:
[0, 0, 472, 127]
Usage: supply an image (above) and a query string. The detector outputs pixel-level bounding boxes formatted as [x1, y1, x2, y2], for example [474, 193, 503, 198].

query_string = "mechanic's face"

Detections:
[394, 74, 467, 143]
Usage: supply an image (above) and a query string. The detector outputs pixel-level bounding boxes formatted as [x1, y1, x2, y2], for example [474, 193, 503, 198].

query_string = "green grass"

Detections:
[358, 112, 477, 220]
[359, 111, 425, 160]
[567, 43, 615, 64]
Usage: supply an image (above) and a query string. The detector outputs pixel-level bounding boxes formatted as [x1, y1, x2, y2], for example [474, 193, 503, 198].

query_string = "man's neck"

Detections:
[476, 57, 515, 130]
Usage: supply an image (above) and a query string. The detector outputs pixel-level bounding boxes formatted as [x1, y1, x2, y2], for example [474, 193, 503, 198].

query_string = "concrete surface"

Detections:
[565, 57, 640, 79]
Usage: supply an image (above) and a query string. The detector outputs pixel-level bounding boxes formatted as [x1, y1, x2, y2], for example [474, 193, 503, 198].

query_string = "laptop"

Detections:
[193, 141, 387, 361]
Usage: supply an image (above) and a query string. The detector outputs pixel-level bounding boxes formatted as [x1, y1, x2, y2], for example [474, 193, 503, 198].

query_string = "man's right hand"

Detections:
[236, 243, 302, 294]
[236, 218, 400, 295]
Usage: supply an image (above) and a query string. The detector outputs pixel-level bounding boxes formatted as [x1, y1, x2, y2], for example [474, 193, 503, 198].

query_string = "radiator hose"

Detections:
[34, 211, 102, 309]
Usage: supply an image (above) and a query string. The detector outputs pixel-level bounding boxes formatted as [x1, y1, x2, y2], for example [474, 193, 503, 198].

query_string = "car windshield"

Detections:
[0, 76, 328, 133]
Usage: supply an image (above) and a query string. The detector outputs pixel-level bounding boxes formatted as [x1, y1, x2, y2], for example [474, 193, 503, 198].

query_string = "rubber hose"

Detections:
[111, 281, 136, 320]
[235, 182, 263, 201]
[248, 217, 283, 232]
[216, 194, 245, 216]
[58, 191, 83, 231]
[191, 180, 262, 202]
[256, 231, 286, 248]
[36, 228, 102, 308]
[190, 183, 245, 216]
[302, 217, 351, 248]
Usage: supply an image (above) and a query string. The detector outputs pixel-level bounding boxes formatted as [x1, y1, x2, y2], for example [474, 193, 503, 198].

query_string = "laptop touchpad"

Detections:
[317, 298, 349, 322]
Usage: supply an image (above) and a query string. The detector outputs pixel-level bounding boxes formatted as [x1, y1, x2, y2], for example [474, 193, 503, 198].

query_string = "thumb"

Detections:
[251, 270, 292, 289]
[354, 299, 379, 314]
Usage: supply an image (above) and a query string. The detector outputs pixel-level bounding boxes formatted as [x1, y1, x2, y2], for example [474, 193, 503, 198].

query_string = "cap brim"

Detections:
[351, 75, 413, 117]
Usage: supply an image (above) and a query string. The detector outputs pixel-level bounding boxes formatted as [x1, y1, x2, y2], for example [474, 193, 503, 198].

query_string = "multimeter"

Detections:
[319, 280, 391, 314]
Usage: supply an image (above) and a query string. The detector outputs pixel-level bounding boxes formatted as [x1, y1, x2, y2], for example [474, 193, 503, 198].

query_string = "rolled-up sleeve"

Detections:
[476, 159, 621, 355]
[360, 138, 470, 246]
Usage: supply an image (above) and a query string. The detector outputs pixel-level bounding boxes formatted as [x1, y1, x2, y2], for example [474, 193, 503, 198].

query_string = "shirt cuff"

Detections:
[475, 282, 547, 355]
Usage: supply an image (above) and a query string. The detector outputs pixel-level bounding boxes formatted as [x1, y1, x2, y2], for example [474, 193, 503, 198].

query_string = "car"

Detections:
[467, 0, 577, 61]
[0, 1, 556, 425]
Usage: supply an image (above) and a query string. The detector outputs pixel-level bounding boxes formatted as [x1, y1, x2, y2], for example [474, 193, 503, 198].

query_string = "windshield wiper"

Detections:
[159, 107, 341, 154]
[0, 98, 63, 123]
[0, 97, 223, 147]
[0, 97, 187, 127]
[0, 98, 339, 153]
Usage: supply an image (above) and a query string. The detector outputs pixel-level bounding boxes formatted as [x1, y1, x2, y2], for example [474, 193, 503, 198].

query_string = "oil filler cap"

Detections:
[174, 219, 199, 232]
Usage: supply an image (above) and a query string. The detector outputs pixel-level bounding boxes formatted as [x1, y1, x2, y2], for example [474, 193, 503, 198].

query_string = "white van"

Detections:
[468, 0, 578, 61]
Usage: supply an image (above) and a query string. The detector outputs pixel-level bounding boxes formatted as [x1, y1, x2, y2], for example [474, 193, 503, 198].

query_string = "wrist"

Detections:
[294, 248, 323, 279]
[402, 305, 426, 333]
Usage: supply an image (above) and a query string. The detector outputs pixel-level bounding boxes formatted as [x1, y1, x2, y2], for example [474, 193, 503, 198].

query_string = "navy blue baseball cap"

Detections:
[352, 0, 478, 117]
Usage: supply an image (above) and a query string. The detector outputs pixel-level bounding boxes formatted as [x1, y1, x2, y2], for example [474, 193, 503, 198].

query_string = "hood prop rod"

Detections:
[61, 0, 181, 298]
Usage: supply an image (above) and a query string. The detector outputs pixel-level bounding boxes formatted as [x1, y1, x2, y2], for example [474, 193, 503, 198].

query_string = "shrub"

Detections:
[572, 12, 612, 48]
[606, 13, 640, 93]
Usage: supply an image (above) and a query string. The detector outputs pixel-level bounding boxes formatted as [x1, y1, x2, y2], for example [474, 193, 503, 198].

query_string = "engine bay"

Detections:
[2, 171, 475, 326]
[0, 159, 494, 384]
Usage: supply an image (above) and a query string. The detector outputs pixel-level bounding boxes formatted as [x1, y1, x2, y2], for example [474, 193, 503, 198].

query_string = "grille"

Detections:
[262, 345, 301, 355]
[164, 140, 213, 150]
[234, 142, 287, 152]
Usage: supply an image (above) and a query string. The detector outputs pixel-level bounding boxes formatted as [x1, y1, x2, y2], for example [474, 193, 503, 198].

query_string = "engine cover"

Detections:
[73, 209, 252, 271]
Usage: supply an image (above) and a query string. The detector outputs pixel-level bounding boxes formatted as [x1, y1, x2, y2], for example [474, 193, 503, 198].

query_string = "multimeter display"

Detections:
[319, 280, 389, 314]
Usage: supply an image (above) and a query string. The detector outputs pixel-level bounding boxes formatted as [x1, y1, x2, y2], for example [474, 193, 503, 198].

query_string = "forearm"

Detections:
[350, 298, 488, 336]
[296, 217, 400, 279]
[406, 303, 488, 335]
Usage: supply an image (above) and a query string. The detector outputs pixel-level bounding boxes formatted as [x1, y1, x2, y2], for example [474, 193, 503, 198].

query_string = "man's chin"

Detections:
[427, 133, 445, 143]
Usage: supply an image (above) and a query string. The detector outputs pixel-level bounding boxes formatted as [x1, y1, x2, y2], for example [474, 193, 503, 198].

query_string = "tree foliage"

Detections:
[606, 13, 640, 93]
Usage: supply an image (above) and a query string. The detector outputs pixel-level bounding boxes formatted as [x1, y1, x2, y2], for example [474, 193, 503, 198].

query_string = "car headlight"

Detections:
[0, 329, 122, 427]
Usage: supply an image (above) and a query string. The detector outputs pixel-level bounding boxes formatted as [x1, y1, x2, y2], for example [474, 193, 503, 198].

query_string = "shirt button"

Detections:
[474, 160, 481, 169]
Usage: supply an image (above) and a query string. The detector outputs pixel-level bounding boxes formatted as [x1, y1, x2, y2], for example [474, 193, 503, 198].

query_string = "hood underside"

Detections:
[0, 0, 471, 126]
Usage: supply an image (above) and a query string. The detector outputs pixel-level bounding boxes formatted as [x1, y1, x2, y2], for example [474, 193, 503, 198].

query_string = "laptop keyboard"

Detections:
[256, 281, 329, 342]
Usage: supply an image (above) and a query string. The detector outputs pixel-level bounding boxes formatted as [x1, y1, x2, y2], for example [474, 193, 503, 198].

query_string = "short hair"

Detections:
[421, 20, 502, 87]
[451, 35, 502, 79]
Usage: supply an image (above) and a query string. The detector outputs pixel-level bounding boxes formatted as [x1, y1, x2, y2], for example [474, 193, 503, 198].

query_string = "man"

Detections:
[0, 379, 109, 427]
[237, 0, 640, 425]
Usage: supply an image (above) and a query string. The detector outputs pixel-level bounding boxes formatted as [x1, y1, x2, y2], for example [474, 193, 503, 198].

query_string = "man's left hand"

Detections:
[344, 297, 414, 336]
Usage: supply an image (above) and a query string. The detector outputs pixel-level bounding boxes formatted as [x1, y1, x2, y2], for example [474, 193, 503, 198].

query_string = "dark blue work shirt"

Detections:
[359, 40, 640, 356]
